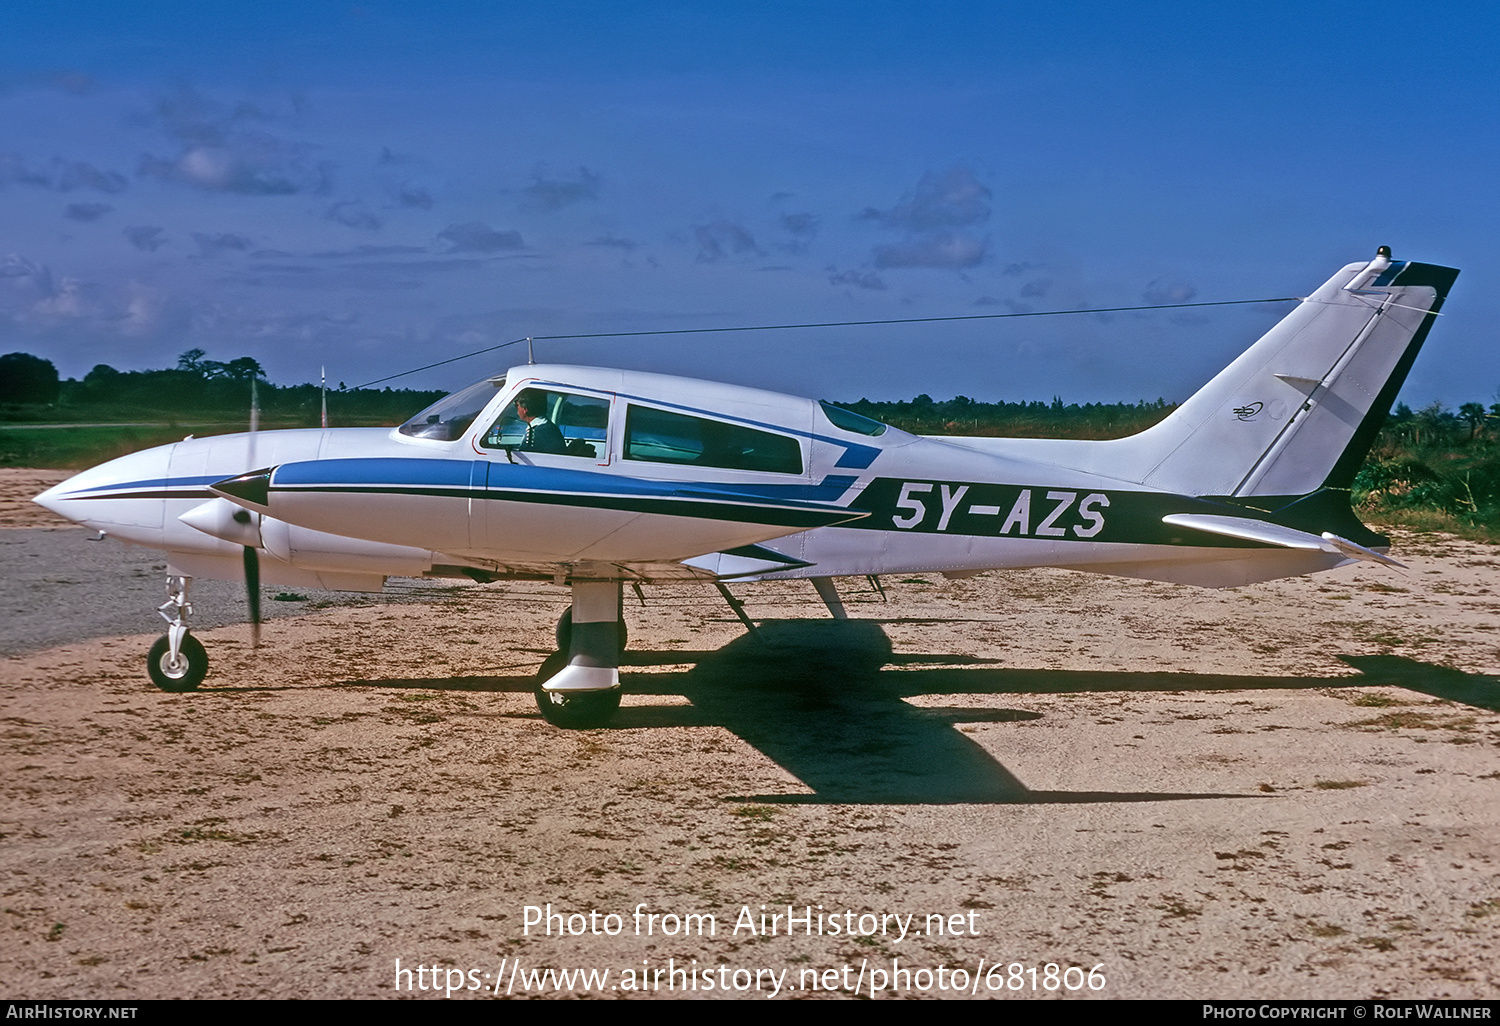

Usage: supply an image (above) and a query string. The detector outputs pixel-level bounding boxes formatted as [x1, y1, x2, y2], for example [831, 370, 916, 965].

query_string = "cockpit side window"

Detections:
[624, 404, 803, 474]
[480, 389, 610, 459]
[398, 377, 506, 441]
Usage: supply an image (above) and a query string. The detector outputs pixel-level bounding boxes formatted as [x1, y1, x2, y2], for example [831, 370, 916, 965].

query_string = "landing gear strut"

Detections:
[148, 574, 207, 692]
[534, 580, 624, 728]
[554, 605, 628, 652]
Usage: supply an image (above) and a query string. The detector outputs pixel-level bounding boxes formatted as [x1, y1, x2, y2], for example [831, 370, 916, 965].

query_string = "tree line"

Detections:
[836, 393, 1178, 439]
[0, 350, 442, 424]
[1353, 401, 1500, 538]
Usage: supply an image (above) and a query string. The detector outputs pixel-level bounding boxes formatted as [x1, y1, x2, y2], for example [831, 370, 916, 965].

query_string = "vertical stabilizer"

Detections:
[1104, 249, 1458, 497]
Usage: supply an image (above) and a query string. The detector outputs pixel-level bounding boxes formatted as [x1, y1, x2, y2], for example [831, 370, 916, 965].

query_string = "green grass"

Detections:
[0, 424, 200, 469]
[0, 415, 394, 469]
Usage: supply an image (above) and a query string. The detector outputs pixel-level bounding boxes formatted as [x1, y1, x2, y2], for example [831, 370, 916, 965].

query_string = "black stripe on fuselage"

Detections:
[846, 478, 1278, 547]
[62, 488, 216, 502]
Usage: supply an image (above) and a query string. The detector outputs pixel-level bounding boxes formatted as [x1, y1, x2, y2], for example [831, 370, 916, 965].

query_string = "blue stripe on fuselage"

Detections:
[272, 458, 860, 505]
[69, 474, 227, 496]
[276, 458, 472, 489]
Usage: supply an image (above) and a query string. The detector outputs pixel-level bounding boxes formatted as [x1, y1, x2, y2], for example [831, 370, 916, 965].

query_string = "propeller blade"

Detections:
[242, 544, 261, 648]
[244, 376, 262, 648]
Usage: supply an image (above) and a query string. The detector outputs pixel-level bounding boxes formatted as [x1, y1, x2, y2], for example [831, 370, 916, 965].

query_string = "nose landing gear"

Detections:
[148, 574, 208, 692]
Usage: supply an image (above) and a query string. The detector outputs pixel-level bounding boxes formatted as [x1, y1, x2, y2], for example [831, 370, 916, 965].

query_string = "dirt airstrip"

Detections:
[2, 467, 1498, 1000]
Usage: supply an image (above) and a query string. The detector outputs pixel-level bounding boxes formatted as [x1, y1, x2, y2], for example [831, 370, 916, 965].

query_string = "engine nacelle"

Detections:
[180, 497, 435, 576]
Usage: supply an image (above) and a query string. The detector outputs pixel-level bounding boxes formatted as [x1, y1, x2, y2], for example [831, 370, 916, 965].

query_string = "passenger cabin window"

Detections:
[624, 404, 802, 474]
[480, 389, 610, 459]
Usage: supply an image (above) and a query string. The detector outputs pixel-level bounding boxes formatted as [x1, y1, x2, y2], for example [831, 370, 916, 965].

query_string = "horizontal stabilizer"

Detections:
[1162, 514, 1405, 568]
[1164, 513, 1328, 550]
[1319, 531, 1406, 569]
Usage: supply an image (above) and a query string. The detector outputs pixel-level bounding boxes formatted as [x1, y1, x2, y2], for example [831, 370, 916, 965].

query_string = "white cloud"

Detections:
[694, 220, 760, 262]
[391, 183, 433, 209]
[827, 267, 886, 290]
[781, 212, 819, 236]
[1141, 278, 1197, 305]
[437, 222, 524, 253]
[0, 153, 126, 193]
[588, 235, 638, 251]
[872, 232, 985, 269]
[860, 166, 991, 232]
[0, 255, 55, 306]
[192, 233, 254, 257]
[136, 86, 329, 196]
[861, 167, 991, 271]
[65, 202, 113, 221]
[325, 201, 382, 231]
[124, 225, 167, 251]
[522, 167, 601, 211]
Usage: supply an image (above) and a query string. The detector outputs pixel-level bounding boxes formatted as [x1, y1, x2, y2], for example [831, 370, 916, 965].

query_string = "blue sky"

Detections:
[1, 2, 1495, 407]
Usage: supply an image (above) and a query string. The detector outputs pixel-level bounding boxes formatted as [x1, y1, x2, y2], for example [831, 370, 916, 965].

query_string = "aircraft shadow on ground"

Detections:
[1337, 654, 1500, 711]
[621, 620, 1253, 805]
[342, 620, 1498, 806]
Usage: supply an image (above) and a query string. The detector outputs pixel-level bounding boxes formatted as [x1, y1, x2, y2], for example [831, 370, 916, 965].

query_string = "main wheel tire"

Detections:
[147, 634, 208, 693]
[554, 607, 628, 652]
[533, 650, 622, 728]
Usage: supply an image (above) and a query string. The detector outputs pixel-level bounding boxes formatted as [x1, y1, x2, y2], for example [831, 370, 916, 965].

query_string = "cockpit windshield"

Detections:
[397, 376, 506, 440]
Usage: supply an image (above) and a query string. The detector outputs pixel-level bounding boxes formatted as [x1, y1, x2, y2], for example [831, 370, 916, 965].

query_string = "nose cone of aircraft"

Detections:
[32, 478, 73, 521]
[31, 443, 176, 536]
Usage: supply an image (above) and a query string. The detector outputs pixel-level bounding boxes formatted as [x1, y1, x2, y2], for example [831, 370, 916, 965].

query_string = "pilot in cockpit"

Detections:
[514, 389, 568, 454]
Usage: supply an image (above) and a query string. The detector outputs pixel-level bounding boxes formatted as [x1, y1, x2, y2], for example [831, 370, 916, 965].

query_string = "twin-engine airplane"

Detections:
[34, 249, 1458, 726]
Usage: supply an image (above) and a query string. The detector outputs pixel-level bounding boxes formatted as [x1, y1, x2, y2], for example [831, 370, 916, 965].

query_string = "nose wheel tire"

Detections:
[533, 650, 622, 728]
[147, 634, 208, 693]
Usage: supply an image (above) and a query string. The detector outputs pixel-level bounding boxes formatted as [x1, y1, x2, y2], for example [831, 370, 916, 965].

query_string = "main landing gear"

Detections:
[554, 605, 628, 652]
[534, 580, 626, 729]
[148, 574, 208, 692]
